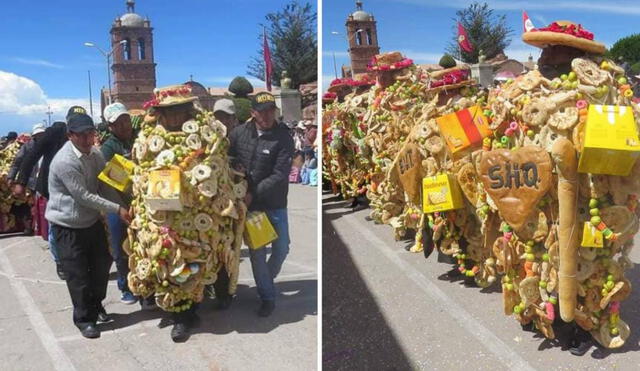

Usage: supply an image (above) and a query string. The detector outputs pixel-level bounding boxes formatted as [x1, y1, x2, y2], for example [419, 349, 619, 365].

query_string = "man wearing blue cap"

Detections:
[46, 112, 130, 339]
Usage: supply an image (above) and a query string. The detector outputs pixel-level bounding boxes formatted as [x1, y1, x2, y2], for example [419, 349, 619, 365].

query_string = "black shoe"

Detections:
[170, 322, 191, 343]
[97, 308, 113, 324]
[568, 327, 592, 356]
[140, 297, 156, 310]
[215, 296, 233, 311]
[257, 300, 275, 317]
[56, 263, 66, 280]
[80, 324, 100, 339]
[23, 227, 34, 236]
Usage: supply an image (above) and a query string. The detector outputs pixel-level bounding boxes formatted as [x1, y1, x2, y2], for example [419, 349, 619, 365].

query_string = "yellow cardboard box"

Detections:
[98, 154, 135, 192]
[435, 105, 492, 159]
[581, 222, 603, 248]
[422, 174, 464, 213]
[244, 211, 279, 250]
[146, 169, 182, 211]
[578, 105, 640, 176]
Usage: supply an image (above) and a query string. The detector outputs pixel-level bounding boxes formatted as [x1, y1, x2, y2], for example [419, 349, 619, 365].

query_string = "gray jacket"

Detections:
[45, 141, 123, 229]
[8, 141, 38, 190]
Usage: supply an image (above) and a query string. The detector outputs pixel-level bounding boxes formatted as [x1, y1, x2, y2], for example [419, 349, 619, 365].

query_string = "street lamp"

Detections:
[84, 40, 127, 104]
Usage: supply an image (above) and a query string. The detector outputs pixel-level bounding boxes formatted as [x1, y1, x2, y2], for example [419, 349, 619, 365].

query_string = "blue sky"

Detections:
[0, 0, 316, 134]
[323, 0, 640, 90]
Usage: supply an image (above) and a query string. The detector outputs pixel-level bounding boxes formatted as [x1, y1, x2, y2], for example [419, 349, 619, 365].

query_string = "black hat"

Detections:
[66, 106, 87, 121]
[6, 132, 18, 141]
[251, 92, 277, 111]
[67, 113, 95, 133]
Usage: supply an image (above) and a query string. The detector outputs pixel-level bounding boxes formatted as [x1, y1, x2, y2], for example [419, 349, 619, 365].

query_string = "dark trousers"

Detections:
[213, 266, 231, 299]
[51, 221, 112, 329]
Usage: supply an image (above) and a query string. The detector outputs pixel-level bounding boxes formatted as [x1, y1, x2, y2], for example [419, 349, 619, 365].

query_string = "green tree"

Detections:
[439, 54, 457, 68]
[609, 34, 640, 66]
[445, 2, 513, 63]
[229, 76, 254, 97]
[247, 1, 317, 89]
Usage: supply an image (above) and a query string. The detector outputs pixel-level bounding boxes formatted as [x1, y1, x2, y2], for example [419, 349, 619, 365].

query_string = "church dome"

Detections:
[352, 10, 371, 21]
[120, 12, 145, 27]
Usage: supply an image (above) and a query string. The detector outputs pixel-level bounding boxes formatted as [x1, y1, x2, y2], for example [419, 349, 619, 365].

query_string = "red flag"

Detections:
[523, 11, 535, 32]
[457, 22, 473, 53]
[263, 27, 273, 91]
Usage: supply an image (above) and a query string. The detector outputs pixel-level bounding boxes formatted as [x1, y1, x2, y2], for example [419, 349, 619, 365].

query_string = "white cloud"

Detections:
[391, 0, 640, 15]
[321, 75, 335, 91]
[0, 70, 94, 125]
[12, 57, 64, 69]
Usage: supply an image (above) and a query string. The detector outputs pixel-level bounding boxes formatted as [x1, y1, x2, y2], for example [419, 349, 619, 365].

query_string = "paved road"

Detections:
[0, 184, 317, 371]
[323, 191, 640, 371]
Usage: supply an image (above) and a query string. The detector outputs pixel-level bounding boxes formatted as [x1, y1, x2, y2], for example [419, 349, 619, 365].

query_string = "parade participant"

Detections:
[7, 124, 46, 234]
[14, 106, 87, 280]
[101, 102, 137, 304]
[0, 132, 18, 150]
[229, 92, 294, 317]
[128, 85, 247, 342]
[46, 113, 129, 339]
[213, 98, 239, 133]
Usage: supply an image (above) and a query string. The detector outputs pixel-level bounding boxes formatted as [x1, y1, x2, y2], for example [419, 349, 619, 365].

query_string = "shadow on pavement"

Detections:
[99, 278, 316, 336]
[322, 196, 413, 371]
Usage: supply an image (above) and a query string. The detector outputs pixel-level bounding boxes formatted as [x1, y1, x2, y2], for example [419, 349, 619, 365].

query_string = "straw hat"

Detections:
[522, 21, 606, 55]
[367, 51, 413, 72]
[143, 84, 198, 109]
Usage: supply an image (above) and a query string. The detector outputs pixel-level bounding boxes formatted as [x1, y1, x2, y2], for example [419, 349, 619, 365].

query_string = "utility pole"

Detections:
[45, 106, 53, 126]
[88, 70, 94, 117]
[333, 52, 338, 79]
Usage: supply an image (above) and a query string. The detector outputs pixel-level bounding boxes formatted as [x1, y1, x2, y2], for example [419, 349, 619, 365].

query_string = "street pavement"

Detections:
[323, 191, 640, 371]
[0, 184, 317, 371]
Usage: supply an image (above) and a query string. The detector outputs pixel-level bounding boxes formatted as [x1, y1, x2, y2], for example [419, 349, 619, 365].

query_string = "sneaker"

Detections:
[97, 308, 113, 324]
[257, 300, 275, 317]
[56, 263, 66, 281]
[120, 291, 137, 305]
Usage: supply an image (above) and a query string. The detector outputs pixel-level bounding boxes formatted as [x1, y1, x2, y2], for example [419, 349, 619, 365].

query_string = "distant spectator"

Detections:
[213, 98, 239, 134]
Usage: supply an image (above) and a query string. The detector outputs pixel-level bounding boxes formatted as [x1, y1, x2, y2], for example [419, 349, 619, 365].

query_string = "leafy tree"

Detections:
[439, 54, 457, 68]
[229, 76, 254, 97]
[609, 34, 640, 66]
[247, 1, 317, 89]
[445, 2, 513, 63]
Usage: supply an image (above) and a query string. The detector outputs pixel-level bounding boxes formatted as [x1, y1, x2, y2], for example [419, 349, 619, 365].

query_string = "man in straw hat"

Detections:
[229, 91, 294, 317]
[131, 85, 246, 342]
[521, 19, 608, 356]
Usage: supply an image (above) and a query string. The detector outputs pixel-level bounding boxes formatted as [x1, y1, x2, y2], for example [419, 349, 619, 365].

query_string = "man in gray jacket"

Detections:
[46, 113, 130, 339]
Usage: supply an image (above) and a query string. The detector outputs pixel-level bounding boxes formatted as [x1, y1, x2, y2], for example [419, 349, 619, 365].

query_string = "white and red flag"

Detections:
[523, 11, 535, 32]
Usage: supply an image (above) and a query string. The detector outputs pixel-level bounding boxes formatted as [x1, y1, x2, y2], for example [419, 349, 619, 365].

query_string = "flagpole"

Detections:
[263, 26, 268, 91]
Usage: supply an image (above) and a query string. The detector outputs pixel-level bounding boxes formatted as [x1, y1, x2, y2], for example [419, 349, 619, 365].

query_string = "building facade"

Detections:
[101, 0, 157, 115]
[346, 1, 380, 76]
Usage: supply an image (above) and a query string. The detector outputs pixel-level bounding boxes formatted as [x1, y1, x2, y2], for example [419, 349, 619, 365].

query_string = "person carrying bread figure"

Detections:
[513, 20, 615, 356]
[127, 85, 247, 342]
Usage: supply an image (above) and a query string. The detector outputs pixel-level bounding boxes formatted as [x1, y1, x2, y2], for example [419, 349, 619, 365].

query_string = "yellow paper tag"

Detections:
[98, 153, 135, 192]
[581, 221, 603, 248]
[422, 174, 464, 213]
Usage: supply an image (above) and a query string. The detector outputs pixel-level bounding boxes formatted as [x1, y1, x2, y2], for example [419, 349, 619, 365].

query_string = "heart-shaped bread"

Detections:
[479, 146, 552, 231]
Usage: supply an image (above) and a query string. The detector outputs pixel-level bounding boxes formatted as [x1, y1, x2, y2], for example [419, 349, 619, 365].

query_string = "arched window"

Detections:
[356, 31, 363, 46]
[138, 38, 145, 60]
[366, 29, 373, 45]
[124, 38, 131, 60]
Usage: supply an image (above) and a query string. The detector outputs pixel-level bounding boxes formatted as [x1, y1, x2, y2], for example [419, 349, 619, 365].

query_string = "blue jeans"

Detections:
[248, 208, 290, 301]
[107, 213, 130, 293]
[48, 226, 59, 263]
